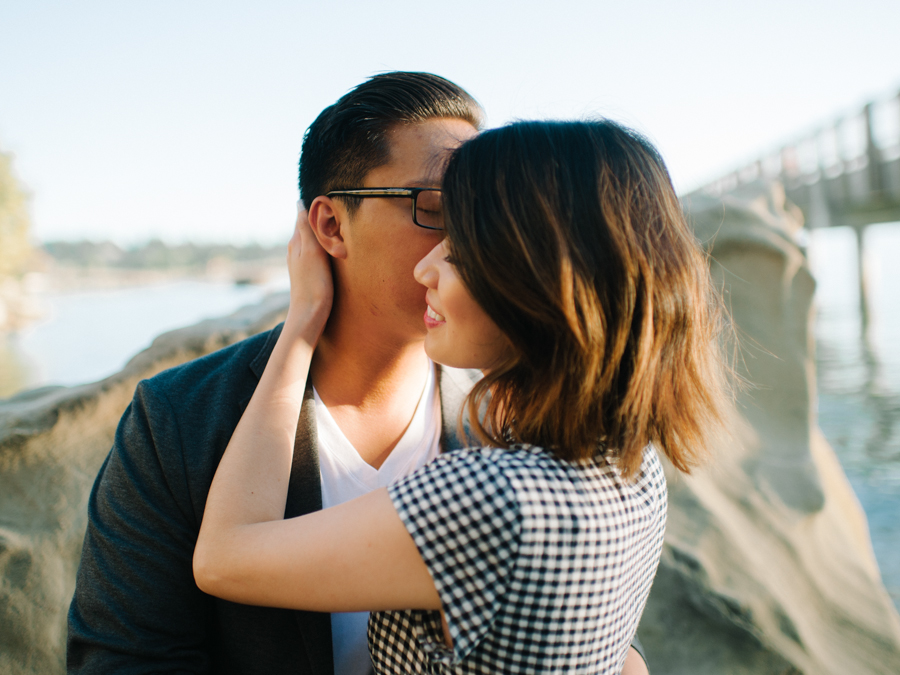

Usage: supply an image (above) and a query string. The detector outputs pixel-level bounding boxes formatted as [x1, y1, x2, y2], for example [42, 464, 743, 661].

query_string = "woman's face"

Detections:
[413, 240, 511, 371]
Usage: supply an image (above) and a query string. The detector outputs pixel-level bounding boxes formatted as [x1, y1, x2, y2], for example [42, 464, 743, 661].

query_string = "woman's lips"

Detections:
[424, 304, 445, 328]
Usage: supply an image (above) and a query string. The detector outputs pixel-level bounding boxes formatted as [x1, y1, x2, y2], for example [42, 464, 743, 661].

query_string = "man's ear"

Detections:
[307, 196, 348, 259]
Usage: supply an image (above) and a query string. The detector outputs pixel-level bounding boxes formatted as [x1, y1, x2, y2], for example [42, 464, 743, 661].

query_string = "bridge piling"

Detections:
[864, 103, 884, 199]
[854, 224, 872, 336]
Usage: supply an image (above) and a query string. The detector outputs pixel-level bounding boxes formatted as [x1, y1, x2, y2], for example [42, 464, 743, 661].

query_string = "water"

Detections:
[808, 222, 900, 611]
[0, 276, 287, 396]
[0, 240, 897, 610]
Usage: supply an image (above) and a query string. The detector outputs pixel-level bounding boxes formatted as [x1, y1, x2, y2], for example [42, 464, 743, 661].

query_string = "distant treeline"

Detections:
[42, 239, 286, 270]
[0, 147, 32, 279]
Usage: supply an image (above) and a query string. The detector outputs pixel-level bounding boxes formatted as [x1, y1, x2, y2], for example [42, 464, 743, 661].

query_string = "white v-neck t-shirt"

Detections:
[314, 362, 442, 675]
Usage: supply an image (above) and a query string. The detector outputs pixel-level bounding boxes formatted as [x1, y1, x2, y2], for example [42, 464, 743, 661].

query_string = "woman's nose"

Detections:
[414, 242, 442, 288]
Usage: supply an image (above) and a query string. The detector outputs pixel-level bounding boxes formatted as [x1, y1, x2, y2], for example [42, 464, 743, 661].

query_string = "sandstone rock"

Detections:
[636, 183, 900, 674]
[0, 292, 288, 674]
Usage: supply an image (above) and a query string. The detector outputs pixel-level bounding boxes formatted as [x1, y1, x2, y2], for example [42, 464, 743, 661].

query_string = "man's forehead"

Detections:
[379, 120, 476, 185]
[420, 149, 457, 185]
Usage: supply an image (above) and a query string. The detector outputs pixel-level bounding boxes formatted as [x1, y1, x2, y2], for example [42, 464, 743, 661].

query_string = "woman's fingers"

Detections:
[284, 209, 334, 340]
[295, 208, 318, 248]
[291, 210, 331, 287]
[287, 209, 309, 267]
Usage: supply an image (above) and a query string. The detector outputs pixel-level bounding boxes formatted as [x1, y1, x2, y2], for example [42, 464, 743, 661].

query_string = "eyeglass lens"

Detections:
[415, 190, 443, 230]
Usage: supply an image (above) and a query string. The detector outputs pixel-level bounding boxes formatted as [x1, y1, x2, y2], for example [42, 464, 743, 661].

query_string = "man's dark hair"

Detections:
[298, 71, 482, 210]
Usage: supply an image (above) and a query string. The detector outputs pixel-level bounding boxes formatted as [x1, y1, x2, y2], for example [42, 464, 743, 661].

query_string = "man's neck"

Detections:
[310, 307, 432, 469]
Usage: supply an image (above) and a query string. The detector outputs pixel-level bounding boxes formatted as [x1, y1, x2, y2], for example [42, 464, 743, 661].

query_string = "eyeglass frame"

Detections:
[325, 187, 444, 230]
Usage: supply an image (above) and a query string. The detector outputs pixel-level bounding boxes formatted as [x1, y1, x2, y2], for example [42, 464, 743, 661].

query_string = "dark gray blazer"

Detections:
[67, 324, 479, 674]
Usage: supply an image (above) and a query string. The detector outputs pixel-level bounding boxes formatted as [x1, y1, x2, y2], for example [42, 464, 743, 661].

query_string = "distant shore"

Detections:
[0, 239, 288, 333]
[34, 257, 287, 293]
[39, 239, 288, 289]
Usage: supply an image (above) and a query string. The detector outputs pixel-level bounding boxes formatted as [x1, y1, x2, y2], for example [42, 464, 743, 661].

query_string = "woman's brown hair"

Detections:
[442, 120, 731, 478]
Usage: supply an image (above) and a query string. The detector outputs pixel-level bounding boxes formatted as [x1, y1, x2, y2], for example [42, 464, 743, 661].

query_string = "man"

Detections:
[67, 71, 648, 674]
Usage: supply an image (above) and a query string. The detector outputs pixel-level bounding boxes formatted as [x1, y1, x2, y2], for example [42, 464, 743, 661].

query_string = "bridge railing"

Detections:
[694, 91, 900, 230]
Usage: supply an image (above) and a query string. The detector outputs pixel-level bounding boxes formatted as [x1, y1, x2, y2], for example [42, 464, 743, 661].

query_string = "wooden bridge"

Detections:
[691, 90, 900, 230]
[689, 89, 900, 328]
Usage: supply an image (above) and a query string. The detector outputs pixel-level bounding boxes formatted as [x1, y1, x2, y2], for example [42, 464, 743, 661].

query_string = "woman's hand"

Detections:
[284, 208, 333, 344]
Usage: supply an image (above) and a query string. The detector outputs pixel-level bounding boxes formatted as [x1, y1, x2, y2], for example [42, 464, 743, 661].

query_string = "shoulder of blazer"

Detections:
[143, 323, 284, 416]
[133, 323, 321, 517]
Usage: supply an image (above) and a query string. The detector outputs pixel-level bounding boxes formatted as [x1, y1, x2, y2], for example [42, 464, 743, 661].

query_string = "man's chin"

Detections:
[393, 317, 428, 346]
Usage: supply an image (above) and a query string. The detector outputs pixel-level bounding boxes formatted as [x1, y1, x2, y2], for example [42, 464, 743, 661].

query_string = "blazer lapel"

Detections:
[248, 324, 333, 675]
[287, 382, 333, 675]
[246, 322, 324, 518]
[286, 382, 323, 517]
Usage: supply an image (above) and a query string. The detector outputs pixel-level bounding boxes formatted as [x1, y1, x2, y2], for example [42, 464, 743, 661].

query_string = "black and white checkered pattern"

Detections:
[368, 444, 667, 674]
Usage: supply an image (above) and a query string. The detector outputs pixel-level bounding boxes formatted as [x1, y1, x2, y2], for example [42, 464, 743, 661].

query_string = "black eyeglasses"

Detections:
[326, 187, 444, 230]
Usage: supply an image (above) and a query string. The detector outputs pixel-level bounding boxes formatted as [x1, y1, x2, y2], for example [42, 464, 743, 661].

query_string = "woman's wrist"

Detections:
[283, 304, 329, 347]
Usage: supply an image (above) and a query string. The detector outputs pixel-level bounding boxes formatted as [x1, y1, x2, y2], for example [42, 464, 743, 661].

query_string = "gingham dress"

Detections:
[367, 443, 667, 674]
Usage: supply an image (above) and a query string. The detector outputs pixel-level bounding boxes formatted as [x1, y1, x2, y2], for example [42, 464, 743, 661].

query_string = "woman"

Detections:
[193, 120, 731, 673]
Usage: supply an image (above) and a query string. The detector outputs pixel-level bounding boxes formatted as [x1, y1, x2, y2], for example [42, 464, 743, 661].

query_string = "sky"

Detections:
[1, 0, 899, 246]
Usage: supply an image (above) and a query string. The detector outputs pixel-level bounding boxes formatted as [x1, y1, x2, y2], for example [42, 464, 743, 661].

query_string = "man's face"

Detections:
[338, 118, 478, 343]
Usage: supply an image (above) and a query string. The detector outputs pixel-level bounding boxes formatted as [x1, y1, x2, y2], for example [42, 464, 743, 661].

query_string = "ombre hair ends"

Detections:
[442, 120, 732, 479]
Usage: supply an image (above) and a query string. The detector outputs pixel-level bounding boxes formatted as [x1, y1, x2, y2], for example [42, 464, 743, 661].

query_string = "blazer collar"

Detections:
[247, 324, 331, 672]
[242, 323, 323, 519]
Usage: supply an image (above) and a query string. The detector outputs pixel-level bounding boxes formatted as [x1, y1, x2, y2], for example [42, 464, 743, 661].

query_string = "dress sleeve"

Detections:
[387, 449, 521, 662]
